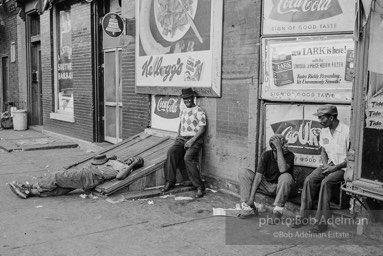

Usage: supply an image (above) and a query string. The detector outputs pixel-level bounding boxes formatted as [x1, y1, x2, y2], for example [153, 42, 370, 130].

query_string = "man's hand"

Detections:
[322, 164, 337, 175]
[270, 136, 283, 149]
[246, 197, 255, 208]
[184, 139, 195, 148]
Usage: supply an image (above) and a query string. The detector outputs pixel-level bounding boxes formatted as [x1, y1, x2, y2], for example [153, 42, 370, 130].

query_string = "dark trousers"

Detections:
[164, 136, 204, 188]
[299, 167, 344, 222]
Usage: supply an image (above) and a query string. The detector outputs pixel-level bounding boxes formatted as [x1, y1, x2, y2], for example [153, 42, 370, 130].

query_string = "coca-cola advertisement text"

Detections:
[263, 0, 354, 35]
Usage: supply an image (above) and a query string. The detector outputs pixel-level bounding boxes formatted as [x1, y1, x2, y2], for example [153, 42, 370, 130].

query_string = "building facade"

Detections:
[12, 0, 359, 196]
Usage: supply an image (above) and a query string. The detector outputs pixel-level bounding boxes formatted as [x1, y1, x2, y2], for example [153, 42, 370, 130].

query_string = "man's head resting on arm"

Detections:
[269, 134, 289, 155]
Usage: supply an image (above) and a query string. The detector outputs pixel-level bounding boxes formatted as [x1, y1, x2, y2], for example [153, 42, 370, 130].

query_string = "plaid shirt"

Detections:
[179, 106, 207, 137]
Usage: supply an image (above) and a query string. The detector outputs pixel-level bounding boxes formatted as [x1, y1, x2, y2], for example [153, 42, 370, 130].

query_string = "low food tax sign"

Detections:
[261, 35, 354, 103]
[263, 0, 355, 35]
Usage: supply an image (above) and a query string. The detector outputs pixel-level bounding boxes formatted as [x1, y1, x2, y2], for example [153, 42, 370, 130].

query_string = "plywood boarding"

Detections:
[95, 136, 175, 195]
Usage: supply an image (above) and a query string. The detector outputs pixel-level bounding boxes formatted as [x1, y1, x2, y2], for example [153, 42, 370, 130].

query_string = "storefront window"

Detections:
[56, 6, 73, 116]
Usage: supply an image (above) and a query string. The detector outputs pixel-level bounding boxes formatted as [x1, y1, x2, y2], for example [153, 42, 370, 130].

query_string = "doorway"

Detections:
[103, 48, 122, 143]
[101, 0, 123, 143]
[26, 12, 42, 125]
[1, 56, 9, 112]
[30, 42, 42, 125]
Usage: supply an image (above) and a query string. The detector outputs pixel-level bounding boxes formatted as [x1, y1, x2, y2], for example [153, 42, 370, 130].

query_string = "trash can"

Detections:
[13, 109, 28, 131]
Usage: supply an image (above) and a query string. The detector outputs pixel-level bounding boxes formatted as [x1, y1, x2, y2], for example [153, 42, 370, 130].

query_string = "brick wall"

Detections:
[121, 42, 151, 138]
[201, 0, 261, 184]
[0, 12, 19, 111]
[121, 0, 262, 187]
[42, 2, 94, 142]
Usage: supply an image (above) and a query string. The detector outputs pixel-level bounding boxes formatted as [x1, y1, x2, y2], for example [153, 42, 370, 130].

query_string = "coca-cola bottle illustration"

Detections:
[272, 53, 294, 87]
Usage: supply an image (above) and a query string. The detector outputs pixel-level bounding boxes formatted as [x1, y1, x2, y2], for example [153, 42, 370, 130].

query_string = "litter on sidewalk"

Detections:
[175, 196, 194, 201]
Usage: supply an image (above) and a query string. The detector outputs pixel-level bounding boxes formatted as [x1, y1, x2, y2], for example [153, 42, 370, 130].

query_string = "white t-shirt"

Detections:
[319, 122, 350, 170]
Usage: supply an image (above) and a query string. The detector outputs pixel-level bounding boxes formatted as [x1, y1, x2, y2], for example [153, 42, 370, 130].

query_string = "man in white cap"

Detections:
[238, 134, 297, 223]
[289, 104, 349, 233]
[8, 155, 144, 199]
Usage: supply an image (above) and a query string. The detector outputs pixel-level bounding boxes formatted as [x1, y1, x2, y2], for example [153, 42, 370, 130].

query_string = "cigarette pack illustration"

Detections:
[345, 49, 354, 82]
[272, 54, 294, 87]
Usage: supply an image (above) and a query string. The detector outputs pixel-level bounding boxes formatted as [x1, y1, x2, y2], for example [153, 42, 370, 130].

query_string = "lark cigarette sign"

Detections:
[263, 0, 355, 34]
[261, 35, 354, 103]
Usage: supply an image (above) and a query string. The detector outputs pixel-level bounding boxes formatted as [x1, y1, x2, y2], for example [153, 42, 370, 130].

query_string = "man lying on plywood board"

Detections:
[7, 155, 144, 199]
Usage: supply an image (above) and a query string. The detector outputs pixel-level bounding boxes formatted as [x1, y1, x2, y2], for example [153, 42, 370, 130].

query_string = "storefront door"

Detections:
[103, 48, 122, 143]
[31, 42, 42, 125]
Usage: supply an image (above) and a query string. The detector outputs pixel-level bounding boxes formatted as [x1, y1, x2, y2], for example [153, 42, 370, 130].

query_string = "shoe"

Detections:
[180, 180, 193, 186]
[268, 211, 283, 225]
[238, 204, 258, 219]
[309, 223, 328, 233]
[161, 182, 175, 192]
[8, 182, 30, 199]
[195, 187, 205, 198]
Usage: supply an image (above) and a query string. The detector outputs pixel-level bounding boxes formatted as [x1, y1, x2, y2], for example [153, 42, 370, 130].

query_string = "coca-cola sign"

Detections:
[269, 0, 343, 22]
[271, 120, 322, 155]
[154, 95, 180, 119]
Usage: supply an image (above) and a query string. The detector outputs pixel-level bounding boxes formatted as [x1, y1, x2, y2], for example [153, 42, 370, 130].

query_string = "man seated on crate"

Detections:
[288, 104, 350, 233]
[161, 88, 207, 198]
[8, 154, 144, 199]
[238, 134, 297, 223]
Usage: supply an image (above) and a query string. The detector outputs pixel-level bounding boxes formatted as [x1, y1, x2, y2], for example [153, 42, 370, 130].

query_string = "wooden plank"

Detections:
[119, 137, 171, 162]
[120, 138, 173, 162]
[64, 132, 150, 169]
[94, 134, 175, 195]
[98, 157, 167, 195]
[121, 186, 196, 201]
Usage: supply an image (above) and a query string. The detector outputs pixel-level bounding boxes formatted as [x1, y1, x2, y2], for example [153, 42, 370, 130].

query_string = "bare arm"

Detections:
[270, 136, 289, 173]
[116, 164, 134, 180]
[247, 172, 263, 206]
[184, 125, 206, 148]
[321, 147, 346, 174]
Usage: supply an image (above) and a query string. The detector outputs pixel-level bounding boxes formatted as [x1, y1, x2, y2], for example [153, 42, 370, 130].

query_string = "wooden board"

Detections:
[95, 135, 175, 195]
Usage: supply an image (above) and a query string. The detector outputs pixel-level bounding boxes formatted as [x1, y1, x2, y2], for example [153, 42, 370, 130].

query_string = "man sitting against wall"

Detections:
[288, 105, 350, 233]
[238, 134, 297, 223]
[161, 88, 207, 198]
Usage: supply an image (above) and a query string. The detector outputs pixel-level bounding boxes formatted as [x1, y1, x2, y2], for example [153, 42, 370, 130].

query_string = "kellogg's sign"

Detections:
[263, 0, 355, 35]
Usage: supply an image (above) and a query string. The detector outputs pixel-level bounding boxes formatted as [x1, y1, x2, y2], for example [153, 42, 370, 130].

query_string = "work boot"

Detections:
[161, 182, 175, 192]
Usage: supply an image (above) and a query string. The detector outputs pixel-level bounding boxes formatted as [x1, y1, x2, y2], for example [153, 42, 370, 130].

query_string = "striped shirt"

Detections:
[96, 160, 126, 179]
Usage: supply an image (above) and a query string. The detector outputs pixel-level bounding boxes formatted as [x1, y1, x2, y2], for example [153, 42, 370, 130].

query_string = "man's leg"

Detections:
[314, 170, 345, 224]
[274, 173, 296, 207]
[238, 168, 255, 203]
[289, 167, 324, 228]
[36, 167, 105, 197]
[164, 137, 186, 186]
[184, 138, 204, 197]
[299, 167, 324, 218]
